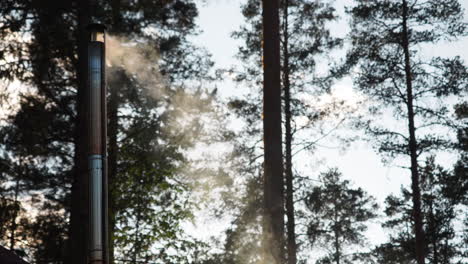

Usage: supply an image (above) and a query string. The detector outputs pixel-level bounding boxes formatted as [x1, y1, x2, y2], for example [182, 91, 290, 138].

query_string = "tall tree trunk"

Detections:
[70, 0, 89, 263]
[281, 0, 297, 263]
[262, 0, 285, 262]
[401, 1, 425, 264]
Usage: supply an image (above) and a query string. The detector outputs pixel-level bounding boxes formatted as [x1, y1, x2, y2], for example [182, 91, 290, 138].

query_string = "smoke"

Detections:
[106, 35, 225, 144]
[106, 35, 245, 261]
[107, 36, 167, 99]
[106, 35, 303, 264]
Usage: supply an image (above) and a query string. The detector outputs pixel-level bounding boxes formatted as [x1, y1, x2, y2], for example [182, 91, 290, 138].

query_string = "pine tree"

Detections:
[379, 156, 466, 264]
[0, 0, 213, 262]
[305, 168, 378, 264]
[453, 101, 467, 206]
[343, 1, 468, 263]
[229, 1, 343, 262]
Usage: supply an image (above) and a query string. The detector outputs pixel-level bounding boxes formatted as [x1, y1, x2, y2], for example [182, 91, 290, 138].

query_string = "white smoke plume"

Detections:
[106, 35, 243, 261]
[107, 35, 167, 99]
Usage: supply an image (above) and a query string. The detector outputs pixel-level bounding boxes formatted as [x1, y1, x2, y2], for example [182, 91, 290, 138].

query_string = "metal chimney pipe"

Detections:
[87, 23, 107, 264]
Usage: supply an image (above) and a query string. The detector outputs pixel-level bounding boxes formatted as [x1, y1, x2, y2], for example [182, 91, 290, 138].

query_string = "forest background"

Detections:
[0, 0, 466, 264]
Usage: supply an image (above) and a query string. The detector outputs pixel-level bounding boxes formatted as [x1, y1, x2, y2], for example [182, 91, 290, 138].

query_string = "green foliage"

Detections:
[305, 168, 378, 264]
[231, 0, 342, 123]
[342, 2, 467, 263]
[224, 1, 345, 261]
[344, 0, 468, 159]
[0, 0, 213, 262]
[453, 101, 468, 206]
[379, 157, 466, 264]
[109, 74, 216, 262]
[29, 205, 69, 263]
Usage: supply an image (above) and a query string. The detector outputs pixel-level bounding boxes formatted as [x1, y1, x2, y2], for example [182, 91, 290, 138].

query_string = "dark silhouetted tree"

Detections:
[262, 0, 285, 262]
[306, 168, 378, 264]
[343, 1, 468, 263]
[229, 0, 343, 262]
[0, 0, 213, 263]
[379, 156, 466, 264]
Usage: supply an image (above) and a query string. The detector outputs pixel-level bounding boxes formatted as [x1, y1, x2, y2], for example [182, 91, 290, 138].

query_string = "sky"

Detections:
[188, 0, 468, 255]
[0, 0, 465, 262]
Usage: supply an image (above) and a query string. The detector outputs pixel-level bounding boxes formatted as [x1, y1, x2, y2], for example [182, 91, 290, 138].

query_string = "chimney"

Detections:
[86, 23, 108, 264]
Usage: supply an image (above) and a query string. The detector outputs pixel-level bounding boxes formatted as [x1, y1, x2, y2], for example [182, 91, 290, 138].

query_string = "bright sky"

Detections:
[189, 0, 468, 259]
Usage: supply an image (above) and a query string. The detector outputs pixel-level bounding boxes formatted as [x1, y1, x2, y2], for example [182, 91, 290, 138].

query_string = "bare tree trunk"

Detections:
[281, 0, 297, 263]
[402, 1, 425, 264]
[262, 0, 285, 263]
[70, 0, 90, 263]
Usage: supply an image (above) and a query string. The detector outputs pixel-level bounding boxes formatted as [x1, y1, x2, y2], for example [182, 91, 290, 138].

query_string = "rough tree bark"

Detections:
[70, 0, 90, 263]
[262, 0, 285, 263]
